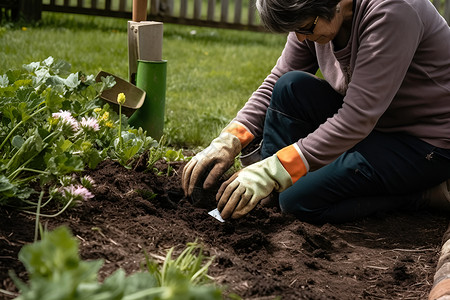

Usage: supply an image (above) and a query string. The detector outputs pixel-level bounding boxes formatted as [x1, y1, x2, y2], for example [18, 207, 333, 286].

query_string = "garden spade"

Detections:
[95, 71, 146, 117]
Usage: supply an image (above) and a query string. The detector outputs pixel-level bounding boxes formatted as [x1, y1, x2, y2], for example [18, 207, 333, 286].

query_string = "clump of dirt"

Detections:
[1, 158, 449, 299]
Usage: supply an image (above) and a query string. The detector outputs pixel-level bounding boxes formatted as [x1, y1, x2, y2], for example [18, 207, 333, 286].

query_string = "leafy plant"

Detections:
[147, 135, 185, 176]
[10, 226, 224, 300]
[0, 57, 156, 209]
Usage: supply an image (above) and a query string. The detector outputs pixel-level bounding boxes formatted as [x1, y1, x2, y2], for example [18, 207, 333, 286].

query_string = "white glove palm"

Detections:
[217, 154, 293, 219]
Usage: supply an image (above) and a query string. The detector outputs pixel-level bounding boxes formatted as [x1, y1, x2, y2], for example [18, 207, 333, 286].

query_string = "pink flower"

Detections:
[80, 117, 100, 132]
[72, 185, 95, 200]
[52, 110, 79, 131]
[60, 184, 94, 201]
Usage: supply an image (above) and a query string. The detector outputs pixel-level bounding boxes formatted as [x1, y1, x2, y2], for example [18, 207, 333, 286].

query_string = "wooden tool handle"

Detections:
[132, 0, 148, 22]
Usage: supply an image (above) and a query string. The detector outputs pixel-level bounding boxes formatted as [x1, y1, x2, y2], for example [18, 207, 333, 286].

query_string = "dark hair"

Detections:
[256, 0, 341, 33]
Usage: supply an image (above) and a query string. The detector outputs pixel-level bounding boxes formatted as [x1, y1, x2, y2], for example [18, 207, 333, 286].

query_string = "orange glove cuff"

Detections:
[276, 144, 308, 184]
[223, 122, 254, 148]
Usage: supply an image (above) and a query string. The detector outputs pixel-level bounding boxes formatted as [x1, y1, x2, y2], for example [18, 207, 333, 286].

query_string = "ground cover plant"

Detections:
[1, 12, 450, 300]
[10, 226, 223, 300]
[0, 12, 287, 147]
[0, 57, 156, 210]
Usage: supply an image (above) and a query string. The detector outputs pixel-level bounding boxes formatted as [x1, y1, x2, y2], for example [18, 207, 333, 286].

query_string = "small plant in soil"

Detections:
[10, 226, 224, 300]
[0, 57, 157, 212]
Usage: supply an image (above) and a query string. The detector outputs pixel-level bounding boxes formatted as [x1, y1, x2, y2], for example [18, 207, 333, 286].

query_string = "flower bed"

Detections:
[1, 59, 449, 299]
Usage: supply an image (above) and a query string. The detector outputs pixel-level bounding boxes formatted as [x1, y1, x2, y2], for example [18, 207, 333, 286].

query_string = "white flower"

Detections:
[80, 117, 100, 132]
[52, 110, 79, 131]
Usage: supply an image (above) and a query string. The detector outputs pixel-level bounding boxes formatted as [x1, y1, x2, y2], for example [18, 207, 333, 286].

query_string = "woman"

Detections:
[182, 0, 450, 223]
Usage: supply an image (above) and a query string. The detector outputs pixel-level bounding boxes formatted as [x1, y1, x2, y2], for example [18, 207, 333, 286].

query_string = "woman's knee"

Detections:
[271, 71, 317, 113]
[271, 71, 343, 126]
[279, 191, 327, 223]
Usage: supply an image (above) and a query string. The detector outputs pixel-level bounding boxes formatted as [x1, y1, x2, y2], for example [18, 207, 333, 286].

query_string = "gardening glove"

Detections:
[182, 121, 254, 197]
[217, 143, 308, 219]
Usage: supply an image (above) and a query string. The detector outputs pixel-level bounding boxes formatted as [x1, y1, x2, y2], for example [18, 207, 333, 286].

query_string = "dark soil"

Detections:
[1, 158, 449, 300]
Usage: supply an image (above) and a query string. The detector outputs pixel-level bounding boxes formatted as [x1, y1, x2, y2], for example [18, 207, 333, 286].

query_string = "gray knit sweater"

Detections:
[234, 0, 450, 171]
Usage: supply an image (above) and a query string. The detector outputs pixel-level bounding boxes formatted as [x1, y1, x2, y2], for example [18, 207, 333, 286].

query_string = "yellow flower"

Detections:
[94, 108, 102, 113]
[117, 93, 126, 105]
[21, 27, 27, 31]
[105, 121, 114, 128]
[101, 112, 109, 120]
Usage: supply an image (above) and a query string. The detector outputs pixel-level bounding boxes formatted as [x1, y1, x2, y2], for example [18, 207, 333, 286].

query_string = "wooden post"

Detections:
[17, 0, 42, 22]
[220, 0, 228, 23]
[132, 0, 148, 22]
[207, 0, 215, 21]
[180, 0, 188, 19]
[248, 0, 256, 26]
[128, 0, 163, 83]
[234, 0, 242, 24]
[429, 223, 450, 300]
[193, 0, 201, 20]
[150, 0, 160, 16]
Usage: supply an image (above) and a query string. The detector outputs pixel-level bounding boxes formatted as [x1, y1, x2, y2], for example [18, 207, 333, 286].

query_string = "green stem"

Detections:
[118, 104, 123, 149]
[0, 105, 46, 151]
[23, 196, 75, 218]
[6, 132, 56, 178]
[8, 167, 51, 181]
[22, 196, 53, 208]
[34, 190, 44, 242]
[42, 130, 60, 143]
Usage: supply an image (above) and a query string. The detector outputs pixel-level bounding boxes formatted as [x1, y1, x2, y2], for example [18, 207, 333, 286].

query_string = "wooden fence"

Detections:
[2, 0, 450, 31]
[43, 0, 265, 31]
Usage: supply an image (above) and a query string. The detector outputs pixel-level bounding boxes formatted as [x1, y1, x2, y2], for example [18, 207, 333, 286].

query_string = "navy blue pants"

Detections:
[260, 71, 450, 223]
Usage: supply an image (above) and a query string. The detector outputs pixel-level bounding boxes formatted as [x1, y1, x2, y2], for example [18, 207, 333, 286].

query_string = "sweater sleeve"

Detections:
[299, 0, 425, 171]
[234, 34, 319, 138]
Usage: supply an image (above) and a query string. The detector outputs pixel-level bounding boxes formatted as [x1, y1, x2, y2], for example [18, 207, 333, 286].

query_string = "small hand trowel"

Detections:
[95, 71, 146, 117]
[190, 185, 225, 223]
[208, 208, 225, 223]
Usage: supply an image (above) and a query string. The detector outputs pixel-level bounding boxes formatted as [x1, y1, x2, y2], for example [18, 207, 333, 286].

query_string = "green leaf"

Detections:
[0, 175, 14, 192]
[7, 132, 43, 172]
[124, 272, 158, 295]
[15, 226, 104, 300]
[83, 148, 104, 169]
[1, 104, 17, 121]
[44, 87, 65, 111]
[45, 75, 66, 90]
[50, 58, 72, 77]
[64, 73, 81, 90]
[11, 135, 25, 149]
[164, 149, 184, 162]
[42, 56, 54, 68]
[98, 75, 116, 90]
[91, 269, 127, 300]
[19, 227, 81, 277]
[46, 153, 84, 175]
[59, 139, 73, 152]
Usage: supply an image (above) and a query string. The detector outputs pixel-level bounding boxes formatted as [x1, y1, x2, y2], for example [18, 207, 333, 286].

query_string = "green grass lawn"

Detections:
[0, 12, 286, 148]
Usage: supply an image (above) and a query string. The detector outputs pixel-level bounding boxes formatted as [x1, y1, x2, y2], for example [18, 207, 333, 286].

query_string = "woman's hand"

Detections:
[217, 154, 293, 219]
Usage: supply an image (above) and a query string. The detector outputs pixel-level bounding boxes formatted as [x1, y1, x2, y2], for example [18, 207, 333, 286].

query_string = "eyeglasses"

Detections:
[295, 16, 319, 35]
